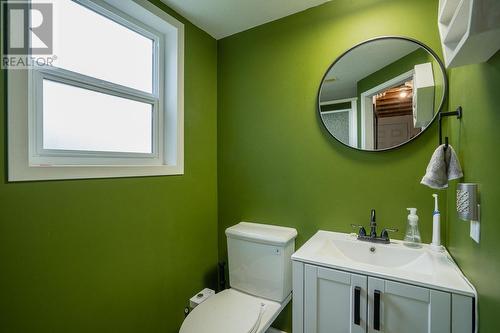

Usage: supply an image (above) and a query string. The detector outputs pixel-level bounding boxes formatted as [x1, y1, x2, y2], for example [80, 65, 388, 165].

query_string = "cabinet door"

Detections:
[367, 277, 451, 333]
[304, 264, 367, 333]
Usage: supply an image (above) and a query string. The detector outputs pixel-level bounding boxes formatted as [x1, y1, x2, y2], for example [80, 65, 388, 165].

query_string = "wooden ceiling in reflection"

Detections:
[374, 82, 413, 118]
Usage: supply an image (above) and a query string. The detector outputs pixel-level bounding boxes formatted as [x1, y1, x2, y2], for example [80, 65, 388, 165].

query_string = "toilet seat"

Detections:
[180, 289, 282, 333]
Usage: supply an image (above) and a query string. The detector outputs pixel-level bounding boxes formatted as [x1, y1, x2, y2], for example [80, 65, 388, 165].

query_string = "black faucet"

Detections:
[351, 209, 398, 244]
[370, 209, 377, 238]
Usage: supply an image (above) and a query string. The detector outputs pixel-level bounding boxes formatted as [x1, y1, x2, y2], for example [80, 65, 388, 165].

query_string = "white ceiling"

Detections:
[160, 0, 331, 39]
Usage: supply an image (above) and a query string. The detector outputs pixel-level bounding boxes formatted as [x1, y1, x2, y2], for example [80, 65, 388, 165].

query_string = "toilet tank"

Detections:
[225, 222, 297, 303]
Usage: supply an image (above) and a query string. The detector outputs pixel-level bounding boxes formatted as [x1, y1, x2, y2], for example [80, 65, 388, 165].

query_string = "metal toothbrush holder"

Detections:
[456, 183, 479, 221]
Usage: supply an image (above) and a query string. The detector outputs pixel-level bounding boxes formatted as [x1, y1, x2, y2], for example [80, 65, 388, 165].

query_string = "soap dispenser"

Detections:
[404, 208, 422, 248]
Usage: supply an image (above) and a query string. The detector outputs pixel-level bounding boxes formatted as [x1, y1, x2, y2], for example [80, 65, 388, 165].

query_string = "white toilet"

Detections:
[180, 222, 297, 333]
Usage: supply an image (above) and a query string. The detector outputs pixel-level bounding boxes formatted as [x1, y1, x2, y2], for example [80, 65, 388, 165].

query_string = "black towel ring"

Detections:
[438, 106, 462, 150]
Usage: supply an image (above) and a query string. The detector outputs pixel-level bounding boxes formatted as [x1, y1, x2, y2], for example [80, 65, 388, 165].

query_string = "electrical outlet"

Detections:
[469, 204, 480, 244]
[470, 221, 480, 243]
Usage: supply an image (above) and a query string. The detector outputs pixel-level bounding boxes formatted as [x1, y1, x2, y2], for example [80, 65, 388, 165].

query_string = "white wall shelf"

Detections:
[438, 0, 500, 68]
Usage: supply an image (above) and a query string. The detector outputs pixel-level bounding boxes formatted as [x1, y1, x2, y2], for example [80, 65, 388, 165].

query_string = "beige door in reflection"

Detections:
[376, 115, 420, 149]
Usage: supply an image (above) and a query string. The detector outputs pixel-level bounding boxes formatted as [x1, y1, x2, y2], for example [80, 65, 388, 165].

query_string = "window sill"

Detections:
[8, 164, 184, 182]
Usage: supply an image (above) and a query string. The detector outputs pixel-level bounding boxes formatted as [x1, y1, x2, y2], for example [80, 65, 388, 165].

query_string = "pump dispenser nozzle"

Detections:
[407, 208, 417, 216]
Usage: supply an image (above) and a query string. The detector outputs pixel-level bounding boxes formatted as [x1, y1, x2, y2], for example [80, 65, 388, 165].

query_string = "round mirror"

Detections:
[318, 36, 447, 151]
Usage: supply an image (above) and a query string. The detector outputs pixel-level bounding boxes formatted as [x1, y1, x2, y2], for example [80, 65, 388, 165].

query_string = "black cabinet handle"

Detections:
[374, 290, 381, 331]
[354, 286, 361, 325]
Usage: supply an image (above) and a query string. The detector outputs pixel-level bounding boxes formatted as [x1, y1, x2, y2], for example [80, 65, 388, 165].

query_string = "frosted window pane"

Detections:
[43, 80, 153, 154]
[49, 0, 154, 93]
[322, 111, 350, 144]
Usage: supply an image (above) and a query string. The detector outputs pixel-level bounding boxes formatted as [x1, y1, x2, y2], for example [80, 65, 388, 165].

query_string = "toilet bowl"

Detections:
[179, 289, 290, 333]
[180, 222, 297, 333]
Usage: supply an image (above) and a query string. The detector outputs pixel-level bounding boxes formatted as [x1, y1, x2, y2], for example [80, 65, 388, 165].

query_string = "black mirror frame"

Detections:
[317, 36, 448, 152]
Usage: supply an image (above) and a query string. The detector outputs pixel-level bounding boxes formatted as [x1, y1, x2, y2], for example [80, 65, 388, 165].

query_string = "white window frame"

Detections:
[7, 0, 184, 181]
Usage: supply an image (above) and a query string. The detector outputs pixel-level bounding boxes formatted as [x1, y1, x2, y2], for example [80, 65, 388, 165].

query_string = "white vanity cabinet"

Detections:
[292, 231, 476, 333]
[366, 276, 450, 333]
[303, 264, 367, 333]
[293, 262, 474, 333]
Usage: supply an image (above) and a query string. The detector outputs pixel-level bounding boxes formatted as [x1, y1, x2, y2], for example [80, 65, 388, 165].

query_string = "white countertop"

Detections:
[292, 230, 475, 297]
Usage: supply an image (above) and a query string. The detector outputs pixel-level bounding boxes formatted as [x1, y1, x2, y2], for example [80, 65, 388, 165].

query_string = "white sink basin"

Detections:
[317, 233, 430, 267]
[292, 231, 474, 296]
[319, 237, 429, 268]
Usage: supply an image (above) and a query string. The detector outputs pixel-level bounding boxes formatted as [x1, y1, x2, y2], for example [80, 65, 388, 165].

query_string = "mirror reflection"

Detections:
[318, 37, 445, 151]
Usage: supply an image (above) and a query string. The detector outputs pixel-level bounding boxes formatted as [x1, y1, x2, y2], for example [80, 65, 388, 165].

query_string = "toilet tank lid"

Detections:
[225, 222, 297, 246]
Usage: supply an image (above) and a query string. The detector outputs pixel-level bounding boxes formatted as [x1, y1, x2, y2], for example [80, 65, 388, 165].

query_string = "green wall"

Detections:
[2, 0, 498, 332]
[0, 1, 218, 332]
[217, 0, 447, 330]
[446, 51, 500, 332]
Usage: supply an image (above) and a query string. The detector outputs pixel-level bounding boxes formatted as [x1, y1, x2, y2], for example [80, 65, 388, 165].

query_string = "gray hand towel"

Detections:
[421, 144, 463, 189]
